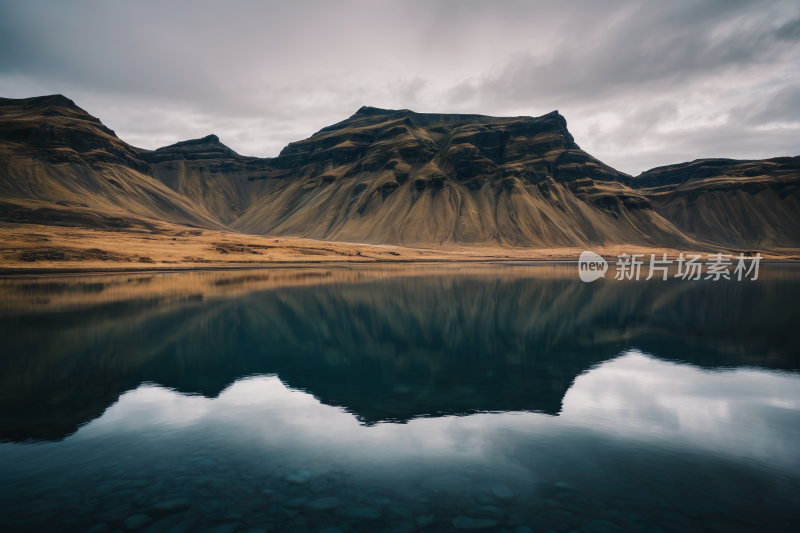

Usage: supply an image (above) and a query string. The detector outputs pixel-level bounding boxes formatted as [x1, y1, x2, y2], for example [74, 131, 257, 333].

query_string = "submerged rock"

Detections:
[422, 474, 473, 492]
[283, 497, 309, 509]
[284, 470, 311, 485]
[414, 514, 436, 528]
[139, 515, 187, 533]
[206, 524, 241, 533]
[476, 493, 495, 505]
[344, 507, 382, 520]
[366, 496, 392, 508]
[305, 497, 342, 511]
[122, 514, 152, 532]
[475, 505, 505, 518]
[146, 498, 192, 518]
[388, 506, 413, 518]
[581, 519, 622, 533]
[452, 516, 499, 529]
[488, 483, 514, 499]
[387, 523, 417, 533]
[163, 522, 195, 533]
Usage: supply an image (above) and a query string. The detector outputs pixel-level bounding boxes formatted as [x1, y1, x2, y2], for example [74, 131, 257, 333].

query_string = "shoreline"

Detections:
[3, 258, 799, 278]
[2, 222, 798, 277]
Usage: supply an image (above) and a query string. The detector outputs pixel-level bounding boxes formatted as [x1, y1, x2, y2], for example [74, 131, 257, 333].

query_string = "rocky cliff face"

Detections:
[230, 106, 690, 247]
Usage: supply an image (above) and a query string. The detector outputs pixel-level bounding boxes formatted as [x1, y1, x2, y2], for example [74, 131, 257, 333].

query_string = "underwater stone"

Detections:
[452, 516, 499, 529]
[581, 519, 622, 532]
[488, 483, 514, 499]
[476, 493, 495, 505]
[475, 506, 505, 518]
[345, 507, 382, 520]
[306, 497, 342, 511]
[283, 497, 309, 509]
[205, 525, 241, 533]
[414, 514, 436, 528]
[146, 498, 192, 517]
[284, 470, 311, 485]
[122, 514, 152, 532]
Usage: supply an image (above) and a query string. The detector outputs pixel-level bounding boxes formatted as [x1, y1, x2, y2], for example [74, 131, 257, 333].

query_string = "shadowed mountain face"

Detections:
[1, 95, 798, 250]
[2, 265, 798, 442]
[230, 107, 691, 247]
[637, 157, 800, 249]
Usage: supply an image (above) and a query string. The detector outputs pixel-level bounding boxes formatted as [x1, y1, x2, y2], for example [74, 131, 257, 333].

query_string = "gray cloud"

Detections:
[736, 83, 800, 125]
[1, 0, 798, 174]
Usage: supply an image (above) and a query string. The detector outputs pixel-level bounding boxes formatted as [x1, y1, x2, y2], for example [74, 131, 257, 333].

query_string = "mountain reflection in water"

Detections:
[1, 265, 799, 533]
[1, 264, 798, 442]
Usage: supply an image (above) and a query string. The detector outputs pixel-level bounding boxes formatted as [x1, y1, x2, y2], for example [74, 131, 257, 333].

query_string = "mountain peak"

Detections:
[157, 134, 223, 150]
[145, 134, 241, 168]
[353, 106, 403, 117]
[20, 94, 85, 113]
[0, 94, 96, 121]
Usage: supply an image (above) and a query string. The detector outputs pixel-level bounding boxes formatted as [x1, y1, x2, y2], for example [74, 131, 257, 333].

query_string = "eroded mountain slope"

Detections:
[638, 157, 800, 249]
[2, 95, 798, 252]
[143, 134, 273, 225]
[231, 107, 691, 247]
[0, 95, 225, 231]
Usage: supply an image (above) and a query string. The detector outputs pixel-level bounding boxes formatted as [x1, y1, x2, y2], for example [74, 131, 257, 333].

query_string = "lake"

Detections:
[1, 264, 799, 533]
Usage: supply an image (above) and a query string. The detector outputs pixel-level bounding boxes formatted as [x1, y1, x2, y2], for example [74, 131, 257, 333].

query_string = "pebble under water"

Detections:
[1, 264, 799, 533]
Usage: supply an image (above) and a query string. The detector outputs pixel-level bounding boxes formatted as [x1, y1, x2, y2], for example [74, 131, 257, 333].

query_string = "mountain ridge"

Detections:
[1, 94, 798, 252]
[228, 104, 683, 247]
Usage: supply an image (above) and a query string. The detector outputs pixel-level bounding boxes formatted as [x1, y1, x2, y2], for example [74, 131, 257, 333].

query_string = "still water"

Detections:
[1, 264, 799, 533]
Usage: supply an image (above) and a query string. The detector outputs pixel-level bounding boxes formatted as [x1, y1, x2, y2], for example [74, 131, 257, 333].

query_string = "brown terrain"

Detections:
[0, 94, 798, 273]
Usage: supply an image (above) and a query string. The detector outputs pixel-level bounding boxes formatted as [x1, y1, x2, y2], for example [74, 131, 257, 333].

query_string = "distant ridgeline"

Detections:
[1, 95, 799, 249]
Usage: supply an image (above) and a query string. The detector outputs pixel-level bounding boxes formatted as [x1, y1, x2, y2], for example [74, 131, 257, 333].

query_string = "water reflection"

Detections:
[0, 265, 799, 532]
[563, 352, 800, 471]
[1, 265, 799, 442]
[64, 351, 800, 475]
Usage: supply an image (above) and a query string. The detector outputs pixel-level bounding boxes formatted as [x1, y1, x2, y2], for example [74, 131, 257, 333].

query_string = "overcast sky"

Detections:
[1, 0, 798, 174]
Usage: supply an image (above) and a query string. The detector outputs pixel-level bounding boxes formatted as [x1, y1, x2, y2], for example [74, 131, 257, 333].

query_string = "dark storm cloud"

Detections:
[0, 0, 798, 174]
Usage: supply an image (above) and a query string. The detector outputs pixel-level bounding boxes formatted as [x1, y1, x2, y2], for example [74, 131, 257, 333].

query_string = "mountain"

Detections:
[636, 157, 800, 250]
[1, 94, 798, 253]
[0, 95, 225, 231]
[142, 134, 272, 225]
[229, 106, 692, 248]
